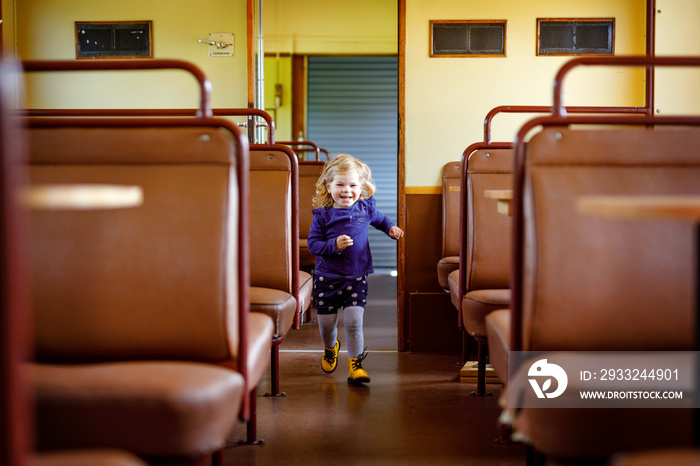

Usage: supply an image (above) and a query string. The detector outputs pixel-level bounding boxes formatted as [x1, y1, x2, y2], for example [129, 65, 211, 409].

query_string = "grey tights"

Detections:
[318, 306, 365, 359]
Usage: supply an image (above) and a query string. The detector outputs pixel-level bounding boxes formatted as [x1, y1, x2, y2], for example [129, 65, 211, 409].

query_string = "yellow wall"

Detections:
[262, 0, 398, 141]
[263, 0, 397, 55]
[264, 55, 292, 141]
[405, 0, 647, 187]
[15, 0, 248, 110]
[654, 0, 700, 115]
[9, 0, 699, 172]
[2, 1, 16, 55]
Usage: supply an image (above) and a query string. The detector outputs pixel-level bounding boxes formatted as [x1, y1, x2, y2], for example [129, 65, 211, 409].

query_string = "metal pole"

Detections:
[646, 0, 656, 116]
[255, 0, 265, 143]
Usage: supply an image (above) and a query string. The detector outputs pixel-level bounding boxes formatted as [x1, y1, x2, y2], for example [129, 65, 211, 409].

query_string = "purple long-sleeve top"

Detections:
[307, 196, 395, 279]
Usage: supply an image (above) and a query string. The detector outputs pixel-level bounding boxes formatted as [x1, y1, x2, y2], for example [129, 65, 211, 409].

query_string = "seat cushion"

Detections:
[610, 448, 700, 466]
[447, 269, 460, 310]
[298, 270, 313, 314]
[249, 287, 297, 339]
[437, 256, 459, 291]
[31, 450, 148, 466]
[514, 408, 693, 461]
[246, 312, 274, 388]
[31, 361, 244, 457]
[484, 309, 510, 382]
[462, 288, 511, 337]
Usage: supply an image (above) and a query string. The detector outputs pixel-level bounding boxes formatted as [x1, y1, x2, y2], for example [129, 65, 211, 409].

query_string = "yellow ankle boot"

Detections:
[347, 352, 370, 385]
[321, 340, 340, 373]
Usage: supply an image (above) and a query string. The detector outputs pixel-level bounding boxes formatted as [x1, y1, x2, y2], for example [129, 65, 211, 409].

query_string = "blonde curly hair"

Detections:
[312, 154, 376, 208]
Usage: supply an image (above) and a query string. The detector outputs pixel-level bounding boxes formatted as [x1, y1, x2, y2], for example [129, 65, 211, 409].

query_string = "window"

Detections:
[75, 21, 153, 59]
[430, 20, 506, 57]
[537, 19, 614, 56]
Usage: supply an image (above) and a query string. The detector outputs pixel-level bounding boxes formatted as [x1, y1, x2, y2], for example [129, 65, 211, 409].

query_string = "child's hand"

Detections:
[336, 235, 354, 251]
[389, 226, 404, 240]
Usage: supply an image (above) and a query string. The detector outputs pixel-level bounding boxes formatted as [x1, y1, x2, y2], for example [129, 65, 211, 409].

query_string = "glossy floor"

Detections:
[225, 274, 526, 465]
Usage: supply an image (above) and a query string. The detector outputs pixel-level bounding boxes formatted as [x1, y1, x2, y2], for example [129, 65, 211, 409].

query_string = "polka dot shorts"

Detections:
[313, 274, 368, 315]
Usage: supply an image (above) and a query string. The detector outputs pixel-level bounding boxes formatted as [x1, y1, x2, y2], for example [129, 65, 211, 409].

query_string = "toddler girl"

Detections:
[307, 154, 404, 385]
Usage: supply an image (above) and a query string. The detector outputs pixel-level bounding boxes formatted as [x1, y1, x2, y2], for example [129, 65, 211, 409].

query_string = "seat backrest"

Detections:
[1, 60, 32, 466]
[299, 161, 324, 245]
[249, 147, 295, 293]
[464, 148, 513, 290]
[520, 127, 700, 351]
[27, 123, 244, 364]
[441, 161, 461, 258]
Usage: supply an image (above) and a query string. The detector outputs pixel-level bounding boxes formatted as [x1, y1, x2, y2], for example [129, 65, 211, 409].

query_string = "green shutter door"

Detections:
[307, 56, 398, 270]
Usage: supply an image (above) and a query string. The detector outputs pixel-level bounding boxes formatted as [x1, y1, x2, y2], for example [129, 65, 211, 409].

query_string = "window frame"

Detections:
[536, 18, 615, 57]
[430, 20, 507, 58]
[75, 21, 153, 59]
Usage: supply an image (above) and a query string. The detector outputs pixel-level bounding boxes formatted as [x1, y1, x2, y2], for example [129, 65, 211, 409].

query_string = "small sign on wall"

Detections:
[75, 21, 153, 59]
[207, 33, 234, 57]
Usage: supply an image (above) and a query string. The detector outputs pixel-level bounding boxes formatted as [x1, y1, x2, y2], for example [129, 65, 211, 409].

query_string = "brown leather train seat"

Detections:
[502, 126, 700, 462]
[447, 148, 512, 393]
[26, 121, 274, 462]
[299, 160, 325, 273]
[30, 450, 149, 466]
[249, 145, 312, 396]
[437, 161, 461, 291]
[610, 448, 700, 466]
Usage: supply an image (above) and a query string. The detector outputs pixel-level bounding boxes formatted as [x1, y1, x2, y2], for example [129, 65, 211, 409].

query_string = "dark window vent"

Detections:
[537, 19, 614, 56]
[430, 21, 506, 57]
[75, 21, 153, 59]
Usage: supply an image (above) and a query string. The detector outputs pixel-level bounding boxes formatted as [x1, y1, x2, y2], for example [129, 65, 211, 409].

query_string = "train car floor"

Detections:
[225, 273, 526, 465]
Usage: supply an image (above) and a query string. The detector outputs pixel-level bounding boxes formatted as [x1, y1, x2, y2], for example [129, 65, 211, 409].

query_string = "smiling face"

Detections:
[327, 171, 363, 208]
